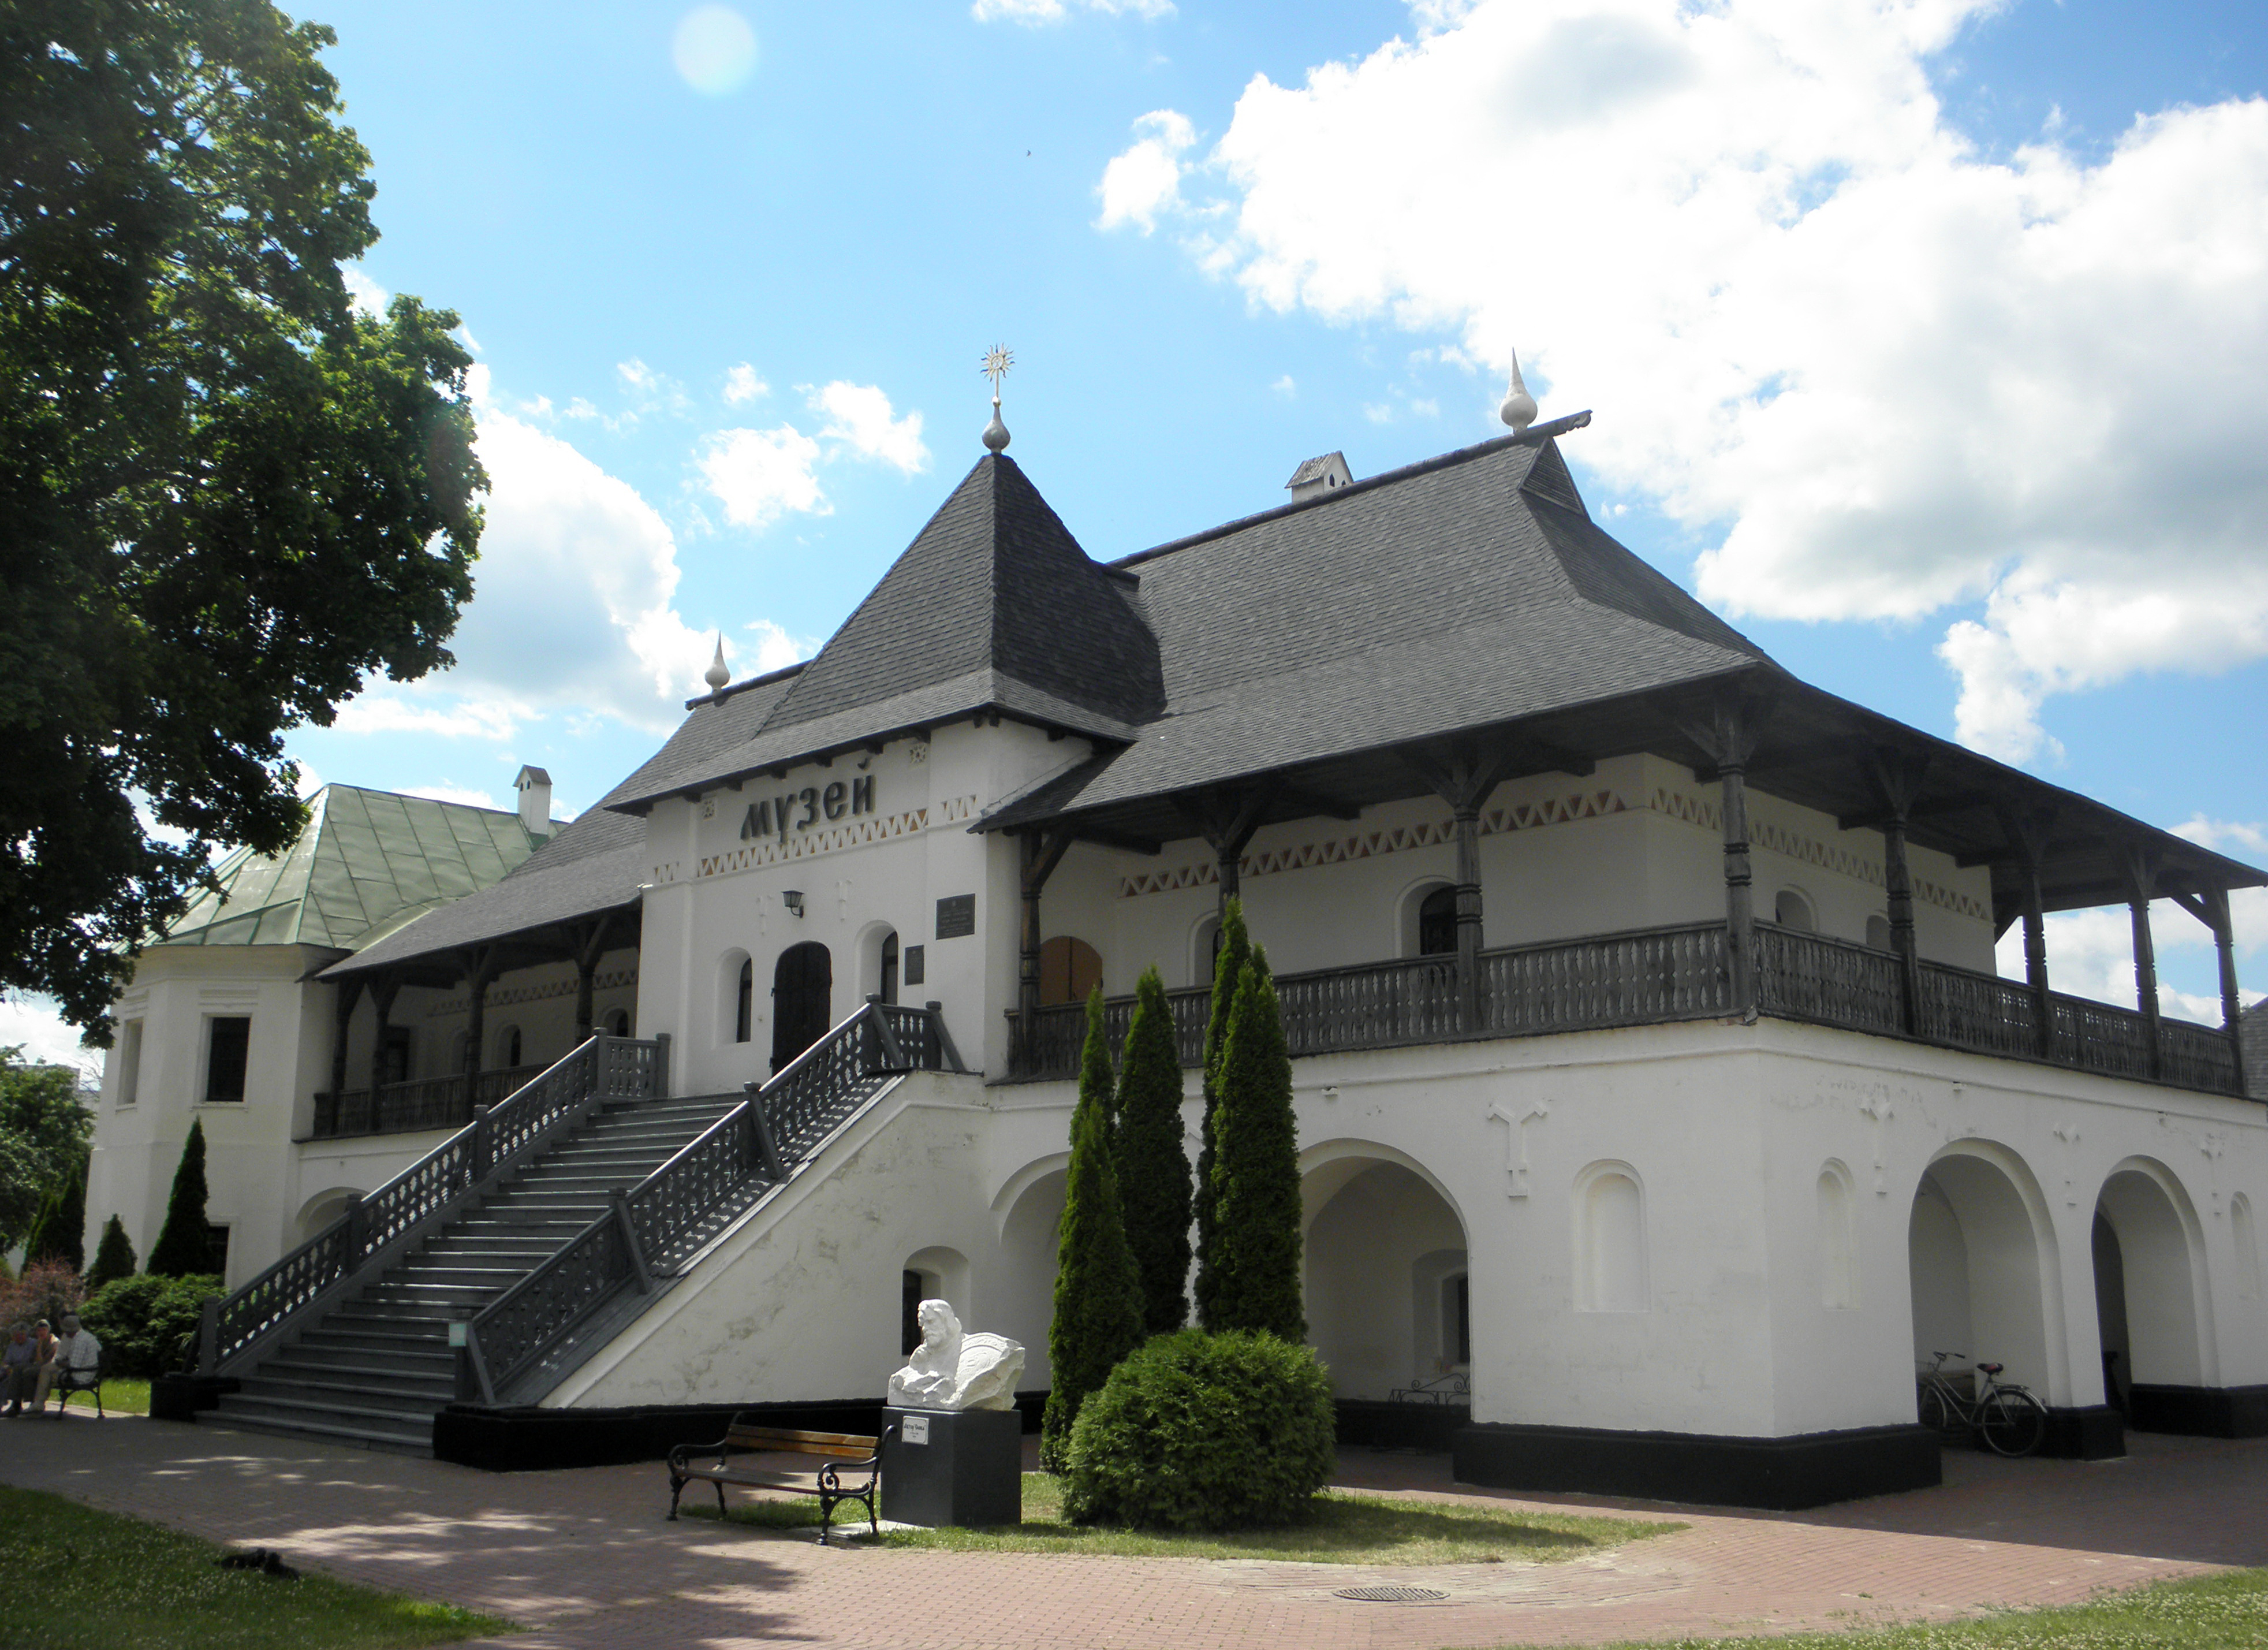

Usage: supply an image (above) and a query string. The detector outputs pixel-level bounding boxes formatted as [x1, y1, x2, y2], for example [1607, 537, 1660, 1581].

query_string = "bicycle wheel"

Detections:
[1978, 1387, 2047, 1457]
[1916, 1384, 1954, 1436]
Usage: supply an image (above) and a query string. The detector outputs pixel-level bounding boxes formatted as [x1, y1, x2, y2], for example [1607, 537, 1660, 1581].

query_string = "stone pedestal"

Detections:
[878, 1406, 1022, 1528]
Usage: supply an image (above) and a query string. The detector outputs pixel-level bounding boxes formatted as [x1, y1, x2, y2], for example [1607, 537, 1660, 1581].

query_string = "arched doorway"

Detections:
[1304, 1148, 1469, 1398]
[771, 941, 832, 1072]
[994, 1163, 1068, 1391]
[1907, 1144, 2061, 1406]
[2094, 1161, 2210, 1424]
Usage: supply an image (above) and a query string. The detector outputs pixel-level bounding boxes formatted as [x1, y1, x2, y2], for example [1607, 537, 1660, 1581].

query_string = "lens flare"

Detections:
[672, 5, 758, 96]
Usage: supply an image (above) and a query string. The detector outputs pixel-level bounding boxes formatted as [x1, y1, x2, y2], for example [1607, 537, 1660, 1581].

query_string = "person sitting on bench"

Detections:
[32, 1314, 100, 1416]
[2, 1323, 35, 1417]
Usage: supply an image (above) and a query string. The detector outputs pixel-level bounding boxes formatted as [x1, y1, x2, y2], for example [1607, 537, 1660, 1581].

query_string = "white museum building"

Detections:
[88, 401, 2266, 1506]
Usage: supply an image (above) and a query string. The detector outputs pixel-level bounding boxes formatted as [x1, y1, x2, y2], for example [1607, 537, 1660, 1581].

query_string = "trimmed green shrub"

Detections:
[1207, 946, 1305, 1341]
[147, 1120, 213, 1277]
[1192, 898, 1251, 1330]
[1041, 986, 1144, 1473]
[80, 1273, 222, 1377]
[1063, 1328, 1336, 1530]
[25, 1153, 87, 1271]
[85, 1215, 137, 1292]
[1117, 966, 1191, 1336]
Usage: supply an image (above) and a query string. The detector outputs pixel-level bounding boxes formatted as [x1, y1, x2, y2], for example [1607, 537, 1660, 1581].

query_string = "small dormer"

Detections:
[1285, 450, 1353, 502]
[514, 765, 553, 839]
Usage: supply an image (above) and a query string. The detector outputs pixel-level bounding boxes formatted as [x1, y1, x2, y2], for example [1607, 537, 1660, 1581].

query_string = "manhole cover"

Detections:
[1334, 1586, 1449, 1603]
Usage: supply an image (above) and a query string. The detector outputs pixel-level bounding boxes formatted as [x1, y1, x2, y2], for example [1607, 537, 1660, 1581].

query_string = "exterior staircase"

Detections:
[211, 1093, 736, 1452]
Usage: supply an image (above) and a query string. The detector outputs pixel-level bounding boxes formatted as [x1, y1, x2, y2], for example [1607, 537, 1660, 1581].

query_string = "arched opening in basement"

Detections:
[2094, 1161, 2210, 1426]
[1303, 1149, 1469, 1401]
[1907, 1144, 2061, 1422]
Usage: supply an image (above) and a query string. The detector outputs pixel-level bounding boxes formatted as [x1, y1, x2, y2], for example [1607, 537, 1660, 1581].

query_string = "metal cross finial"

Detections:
[981, 344, 1013, 452]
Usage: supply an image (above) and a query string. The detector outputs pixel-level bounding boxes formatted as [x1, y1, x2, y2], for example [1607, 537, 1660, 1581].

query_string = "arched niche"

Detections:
[1818, 1159, 1859, 1309]
[1572, 1161, 1648, 1313]
[901, 1245, 972, 1357]
[1907, 1141, 2065, 1403]
[719, 948, 753, 1046]
[855, 922, 901, 1007]
[1398, 878, 1456, 959]
[294, 1188, 360, 1243]
[1774, 888, 1816, 932]
[993, 1165, 1068, 1390]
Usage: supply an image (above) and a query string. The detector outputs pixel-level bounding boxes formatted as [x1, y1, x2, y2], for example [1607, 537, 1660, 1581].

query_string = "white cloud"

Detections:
[341, 266, 388, 316]
[697, 424, 830, 530]
[810, 381, 930, 474]
[673, 4, 759, 96]
[403, 784, 502, 810]
[1995, 886, 2263, 1023]
[1273, 374, 1297, 398]
[332, 694, 528, 741]
[2173, 816, 2268, 859]
[1127, 0, 2268, 765]
[742, 618, 822, 673]
[0, 993, 96, 1072]
[724, 363, 769, 404]
[975, 0, 1173, 23]
[1098, 110, 1197, 233]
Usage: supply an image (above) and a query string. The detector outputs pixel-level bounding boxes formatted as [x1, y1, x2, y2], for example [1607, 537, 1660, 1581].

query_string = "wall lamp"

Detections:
[782, 889, 804, 918]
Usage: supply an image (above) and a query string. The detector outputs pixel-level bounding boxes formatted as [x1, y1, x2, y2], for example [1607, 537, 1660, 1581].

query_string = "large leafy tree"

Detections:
[2, 1, 486, 1032]
[0, 1045, 92, 1247]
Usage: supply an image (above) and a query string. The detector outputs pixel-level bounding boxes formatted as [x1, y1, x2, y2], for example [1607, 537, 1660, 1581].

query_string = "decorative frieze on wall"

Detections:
[1119, 789, 1634, 899]
[655, 794, 979, 886]
[424, 968, 640, 1018]
[1115, 780, 1989, 923]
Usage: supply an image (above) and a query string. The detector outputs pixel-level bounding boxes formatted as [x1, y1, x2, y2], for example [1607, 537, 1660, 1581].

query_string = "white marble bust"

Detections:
[887, 1300, 1025, 1411]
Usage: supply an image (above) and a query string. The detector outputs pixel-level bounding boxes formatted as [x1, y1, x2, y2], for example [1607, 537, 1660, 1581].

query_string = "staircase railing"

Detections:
[199, 1033, 670, 1375]
[458, 999, 961, 1405]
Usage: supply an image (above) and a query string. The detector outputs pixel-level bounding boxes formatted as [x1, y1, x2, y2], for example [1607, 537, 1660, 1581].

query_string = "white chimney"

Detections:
[514, 765, 553, 838]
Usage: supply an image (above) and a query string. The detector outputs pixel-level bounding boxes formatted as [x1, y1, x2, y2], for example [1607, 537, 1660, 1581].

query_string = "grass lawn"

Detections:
[1599, 1566, 2268, 1650]
[36, 1377, 150, 1416]
[0, 1485, 516, 1650]
[681, 1471, 1675, 1563]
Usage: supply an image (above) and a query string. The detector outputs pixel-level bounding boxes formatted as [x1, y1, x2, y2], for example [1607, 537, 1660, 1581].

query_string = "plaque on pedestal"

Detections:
[879, 1406, 1023, 1528]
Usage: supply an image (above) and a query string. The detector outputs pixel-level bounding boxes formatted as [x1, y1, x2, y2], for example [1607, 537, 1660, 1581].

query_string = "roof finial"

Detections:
[981, 344, 1013, 453]
[703, 632, 730, 692]
[1498, 349, 1538, 434]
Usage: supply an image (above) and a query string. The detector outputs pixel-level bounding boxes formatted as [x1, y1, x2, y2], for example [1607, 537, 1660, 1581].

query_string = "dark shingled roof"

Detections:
[609, 455, 1159, 809]
[980, 433, 1769, 826]
[2243, 997, 2267, 1101]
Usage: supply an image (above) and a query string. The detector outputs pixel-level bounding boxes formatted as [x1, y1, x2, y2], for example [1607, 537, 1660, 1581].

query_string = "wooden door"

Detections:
[771, 941, 833, 1072]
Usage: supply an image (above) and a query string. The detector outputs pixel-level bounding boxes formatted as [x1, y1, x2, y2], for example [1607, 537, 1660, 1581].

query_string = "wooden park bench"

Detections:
[43, 1351, 106, 1418]
[666, 1416, 890, 1543]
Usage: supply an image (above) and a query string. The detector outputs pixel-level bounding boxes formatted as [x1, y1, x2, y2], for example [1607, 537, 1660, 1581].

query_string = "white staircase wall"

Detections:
[546, 1069, 1022, 1407]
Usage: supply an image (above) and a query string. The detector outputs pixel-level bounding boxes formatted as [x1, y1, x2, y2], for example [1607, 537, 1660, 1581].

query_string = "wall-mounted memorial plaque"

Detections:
[902, 944, 926, 985]
[935, 895, 975, 939]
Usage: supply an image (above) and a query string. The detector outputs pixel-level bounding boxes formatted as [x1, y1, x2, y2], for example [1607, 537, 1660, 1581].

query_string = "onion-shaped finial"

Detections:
[981, 344, 1013, 452]
[1498, 350, 1538, 434]
[703, 633, 730, 692]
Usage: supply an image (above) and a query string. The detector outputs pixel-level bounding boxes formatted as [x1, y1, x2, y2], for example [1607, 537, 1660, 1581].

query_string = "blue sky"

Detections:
[13, 0, 2268, 1062]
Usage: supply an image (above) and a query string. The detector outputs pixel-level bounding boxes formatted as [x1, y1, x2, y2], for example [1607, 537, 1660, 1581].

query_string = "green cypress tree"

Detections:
[20, 1188, 60, 1267]
[86, 1215, 138, 1291]
[35, 1153, 87, 1272]
[1192, 898, 1251, 1329]
[1041, 986, 1144, 1472]
[1116, 966, 1192, 1336]
[147, 1120, 214, 1278]
[1208, 945, 1305, 1342]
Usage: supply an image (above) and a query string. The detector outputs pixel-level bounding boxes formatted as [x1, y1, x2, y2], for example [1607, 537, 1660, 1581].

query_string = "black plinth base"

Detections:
[879, 1406, 1022, 1528]
[149, 1374, 238, 1422]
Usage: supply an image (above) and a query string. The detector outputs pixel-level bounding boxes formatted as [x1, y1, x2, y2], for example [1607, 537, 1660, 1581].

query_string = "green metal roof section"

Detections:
[154, 785, 551, 953]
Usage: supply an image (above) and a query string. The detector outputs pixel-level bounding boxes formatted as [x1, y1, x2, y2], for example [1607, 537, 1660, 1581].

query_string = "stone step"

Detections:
[275, 1342, 454, 1374]
[207, 1396, 435, 1454]
[300, 1320, 450, 1353]
[241, 1366, 456, 1403]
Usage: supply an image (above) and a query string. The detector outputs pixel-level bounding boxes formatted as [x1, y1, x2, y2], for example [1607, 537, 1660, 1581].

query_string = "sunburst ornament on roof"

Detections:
[981, 344, 1013, 452]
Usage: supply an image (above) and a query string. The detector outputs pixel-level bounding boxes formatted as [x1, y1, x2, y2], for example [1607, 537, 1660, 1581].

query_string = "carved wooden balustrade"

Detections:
[1008, 920, 2243, 1098]
[459, 999, 962, 1405]
[201, 1035, 668, 1375]
[309, 1065, 546, 1141]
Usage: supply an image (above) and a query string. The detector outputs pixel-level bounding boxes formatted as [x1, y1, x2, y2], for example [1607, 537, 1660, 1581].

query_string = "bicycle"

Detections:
[1916, 1351, 2048, 1457]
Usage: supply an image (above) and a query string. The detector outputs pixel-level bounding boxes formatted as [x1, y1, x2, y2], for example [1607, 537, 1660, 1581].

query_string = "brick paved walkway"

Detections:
[3, 1413, 2262, 1649]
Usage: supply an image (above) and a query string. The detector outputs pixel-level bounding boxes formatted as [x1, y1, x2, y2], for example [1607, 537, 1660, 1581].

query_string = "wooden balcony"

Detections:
[307, 1064, 546, 1141]
[1005, 922, 2244, 1097]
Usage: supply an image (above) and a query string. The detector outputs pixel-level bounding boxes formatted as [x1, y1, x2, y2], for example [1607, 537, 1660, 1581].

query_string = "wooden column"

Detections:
[461, 947, 498, 1086]
[328, 975, 363, 1103]
[573, 915, 614, 1043]
[1997, 809, 2058, 1059]
[365, 972, 402, 1101]
[2123, 846, 2163, 1079]
[1017, 826, 1077, 1063]
[1678, 687, 1769, 1021]
[1404, 744, 1521, 1033]
[1870, 748, 1930, 1035]
[2207, 887, 2247, 1093]
[1176, 788, 1270, 920]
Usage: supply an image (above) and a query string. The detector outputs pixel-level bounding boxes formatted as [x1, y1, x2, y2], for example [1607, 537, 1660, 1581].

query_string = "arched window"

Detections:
[497, 1025, 523, 1068]
[735, 957, 753, 1043]
[1038, 936, 1103, 1006]
[1774, 889, 1816, 932]
[1574, 1163, 1648, 1313]
[1442, 1271, 1471, 1366]
[879, 932, 900, 1005]
[1865, 914, 1893, 951]
[1418, 886, 1458, 956]
[1193, 916, 1222, 986]
[606, 1008, 632, 1038]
